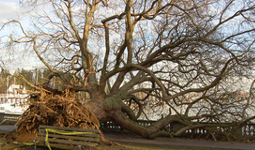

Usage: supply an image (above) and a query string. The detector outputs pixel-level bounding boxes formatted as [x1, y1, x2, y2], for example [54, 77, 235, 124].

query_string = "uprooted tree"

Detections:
[1, 0, 255, 141]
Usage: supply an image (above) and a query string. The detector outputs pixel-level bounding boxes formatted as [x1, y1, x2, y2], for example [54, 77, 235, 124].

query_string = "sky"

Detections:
[0, 0, 20, 24]
[0, 0, 253, 91]
[0, 0, 44, 72]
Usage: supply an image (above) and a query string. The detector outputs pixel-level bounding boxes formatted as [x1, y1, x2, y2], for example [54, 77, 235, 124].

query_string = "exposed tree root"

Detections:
[5, 89, 104, 144]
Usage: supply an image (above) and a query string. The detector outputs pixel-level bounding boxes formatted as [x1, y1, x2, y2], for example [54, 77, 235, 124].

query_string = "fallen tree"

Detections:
[1, 0, 255, 142]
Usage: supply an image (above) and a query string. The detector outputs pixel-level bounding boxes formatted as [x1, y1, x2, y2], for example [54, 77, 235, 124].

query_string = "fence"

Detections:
[1, 113, 254, 137]
[0, 96, 29, 105]
[100, 119, 255, 137]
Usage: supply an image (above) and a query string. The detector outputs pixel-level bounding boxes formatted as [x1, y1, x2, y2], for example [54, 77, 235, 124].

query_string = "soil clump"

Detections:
[6, 89, 100, 143]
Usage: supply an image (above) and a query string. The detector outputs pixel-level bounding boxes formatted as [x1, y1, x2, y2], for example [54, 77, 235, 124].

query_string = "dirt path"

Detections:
[104, 132, 255, 150]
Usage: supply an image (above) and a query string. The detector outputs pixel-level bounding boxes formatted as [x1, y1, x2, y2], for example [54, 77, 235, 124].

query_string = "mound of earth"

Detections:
[6, 89, 100, 143]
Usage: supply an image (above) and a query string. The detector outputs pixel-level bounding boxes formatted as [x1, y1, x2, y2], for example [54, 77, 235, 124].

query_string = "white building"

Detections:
[0, 84, 29, 114]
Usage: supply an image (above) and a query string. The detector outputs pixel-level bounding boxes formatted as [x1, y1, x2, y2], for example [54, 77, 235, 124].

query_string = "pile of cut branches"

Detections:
[6, 89, 100, 143]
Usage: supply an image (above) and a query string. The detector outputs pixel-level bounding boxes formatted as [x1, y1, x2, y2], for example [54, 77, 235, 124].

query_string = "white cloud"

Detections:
[1, 53, 44, 73]
[0, 0, 22, 23]
[0, 1, 37, 72]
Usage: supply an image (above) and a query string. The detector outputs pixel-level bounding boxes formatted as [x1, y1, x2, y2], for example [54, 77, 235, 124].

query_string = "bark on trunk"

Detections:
[86, 91, 107, 120]
[86, 92, 177, 139]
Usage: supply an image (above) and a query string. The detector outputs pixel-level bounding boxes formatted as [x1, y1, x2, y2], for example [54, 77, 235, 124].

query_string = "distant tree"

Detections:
[0, 69, 9, 93]
[1, 0, 255, 140]
[0, 77, 7, 93]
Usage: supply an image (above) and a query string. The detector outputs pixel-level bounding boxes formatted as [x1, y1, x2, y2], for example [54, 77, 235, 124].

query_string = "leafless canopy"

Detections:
[1, 0, 255, 140]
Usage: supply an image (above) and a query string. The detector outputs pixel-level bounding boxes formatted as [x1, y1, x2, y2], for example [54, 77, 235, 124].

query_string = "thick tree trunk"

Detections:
[86, 99, 107, 120]
[86, 91, 107, 120]
[86, 92, 178, 139]
[107, 109, 152, 138]
[87, 93, 122, 119]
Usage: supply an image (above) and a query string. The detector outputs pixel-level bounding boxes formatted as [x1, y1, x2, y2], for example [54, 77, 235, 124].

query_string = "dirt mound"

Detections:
[6, 89, 100, 143]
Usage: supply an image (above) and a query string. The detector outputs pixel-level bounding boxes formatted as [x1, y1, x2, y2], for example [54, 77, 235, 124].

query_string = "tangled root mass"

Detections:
[7, 89, 100, 143]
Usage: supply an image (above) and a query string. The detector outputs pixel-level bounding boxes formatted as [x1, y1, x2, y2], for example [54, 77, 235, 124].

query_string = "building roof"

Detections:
[7, 84, 26, 94]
